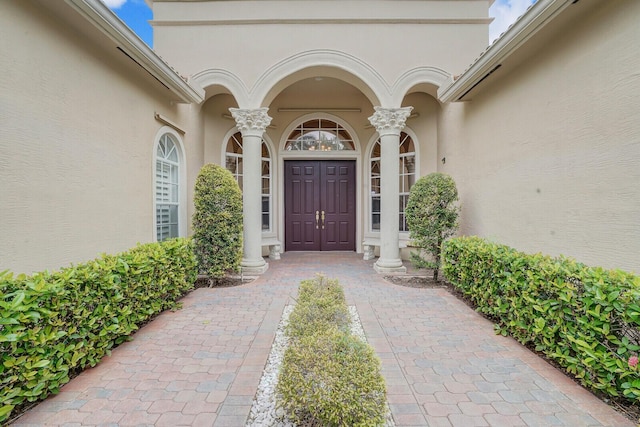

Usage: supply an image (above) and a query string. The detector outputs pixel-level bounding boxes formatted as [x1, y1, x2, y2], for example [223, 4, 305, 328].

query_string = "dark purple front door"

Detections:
[284, 160, 356, 251]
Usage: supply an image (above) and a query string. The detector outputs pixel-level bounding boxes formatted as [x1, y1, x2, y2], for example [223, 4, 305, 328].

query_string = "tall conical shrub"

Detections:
[192, 163, 243, 281]
[405, 172, 459, 281]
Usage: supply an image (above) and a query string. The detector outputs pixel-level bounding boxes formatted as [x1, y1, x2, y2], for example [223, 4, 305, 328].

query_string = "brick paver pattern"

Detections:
[13, 253, 634, 426]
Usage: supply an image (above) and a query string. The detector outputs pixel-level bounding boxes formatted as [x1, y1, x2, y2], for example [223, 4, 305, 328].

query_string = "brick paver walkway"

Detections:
[12, 253, 634, 426]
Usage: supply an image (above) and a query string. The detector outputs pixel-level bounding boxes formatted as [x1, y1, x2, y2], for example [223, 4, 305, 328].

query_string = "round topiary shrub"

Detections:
[405, 172, 459, 281]
[192, 163, 243, 282]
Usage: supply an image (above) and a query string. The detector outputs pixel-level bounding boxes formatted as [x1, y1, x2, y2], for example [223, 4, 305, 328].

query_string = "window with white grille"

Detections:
[156, 134, 180, 241]
[369, 131, 416, 232]
[284, 119, 355, 151]
[225, 132, 272, 232]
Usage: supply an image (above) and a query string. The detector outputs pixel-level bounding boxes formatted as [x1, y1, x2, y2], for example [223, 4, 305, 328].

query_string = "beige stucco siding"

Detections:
[0, 1, 199, 274]
[152, 0, 489, 94]
[444, 0, 640, 273]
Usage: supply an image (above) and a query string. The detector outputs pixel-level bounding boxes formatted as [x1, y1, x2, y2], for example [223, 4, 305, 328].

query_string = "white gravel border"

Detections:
[245, 305, 395, 426]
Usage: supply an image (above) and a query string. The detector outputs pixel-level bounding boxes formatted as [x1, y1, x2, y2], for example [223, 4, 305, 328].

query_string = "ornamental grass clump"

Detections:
[192, 164, 243, 283]
[277, 276, 387, 426]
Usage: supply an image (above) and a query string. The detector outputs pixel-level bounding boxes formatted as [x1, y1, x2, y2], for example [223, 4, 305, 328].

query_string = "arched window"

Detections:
[284, 119, 355, 151]
[225, 132, 272, 232]
[155, 133, 181, 241]
[370, 131, 416, 232]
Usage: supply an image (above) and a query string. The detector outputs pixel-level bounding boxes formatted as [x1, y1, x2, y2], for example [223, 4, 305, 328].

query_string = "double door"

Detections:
[284, 160, 356, 251]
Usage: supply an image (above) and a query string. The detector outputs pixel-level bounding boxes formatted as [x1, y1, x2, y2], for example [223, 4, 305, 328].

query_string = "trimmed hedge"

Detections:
[277, 276, 387, 426]
[0, 238, 197, 423]
[442, 236, 640, 401]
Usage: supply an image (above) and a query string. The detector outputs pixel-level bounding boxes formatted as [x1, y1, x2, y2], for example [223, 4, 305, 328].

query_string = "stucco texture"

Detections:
[0, 1, 198, 273]
[443, 0, 640, 273]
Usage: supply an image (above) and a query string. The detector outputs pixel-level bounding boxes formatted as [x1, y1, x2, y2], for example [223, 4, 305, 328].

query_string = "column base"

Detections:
[241, 258, 269, 275]
[373, 258, 407, 274]
[269, 244, 281, 260]
[363, 244, 376, 261]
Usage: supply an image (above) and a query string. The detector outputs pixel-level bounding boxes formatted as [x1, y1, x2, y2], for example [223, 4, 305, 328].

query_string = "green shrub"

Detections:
[442, 236, 640, 401]
[287, 277, 349, 339]
[405, 173, 459, 281]
[278, 328, 387, 427]
[192, 163, 243, 280]
[0, 238, 196, 423]
[277, 276, 387, 426]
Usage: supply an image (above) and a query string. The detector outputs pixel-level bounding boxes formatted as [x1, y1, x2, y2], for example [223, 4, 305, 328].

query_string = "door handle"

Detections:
[315, 210, 319, 229]
[321, 210, 325, 229]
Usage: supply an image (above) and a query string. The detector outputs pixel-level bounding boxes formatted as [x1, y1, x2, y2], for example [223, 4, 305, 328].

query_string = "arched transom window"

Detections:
[370, 131, 416, 232]
[156, 133, 180, 241]
[225, 132, 272, 232]
[285, 119, 355, 151]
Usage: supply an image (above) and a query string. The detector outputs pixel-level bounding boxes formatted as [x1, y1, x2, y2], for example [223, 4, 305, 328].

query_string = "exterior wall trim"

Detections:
[253, 49, 387, 108]
[152, 18, 493, 26]
[392, 67, 453, 105]
[191, 69, 251, 107]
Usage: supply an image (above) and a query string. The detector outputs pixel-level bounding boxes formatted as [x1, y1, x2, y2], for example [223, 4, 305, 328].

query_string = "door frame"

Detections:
[278, 152, 362, 254]
[283, 160, 357, 251]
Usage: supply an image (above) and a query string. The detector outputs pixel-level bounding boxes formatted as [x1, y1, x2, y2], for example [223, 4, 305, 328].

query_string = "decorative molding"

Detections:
[252, 49, 387, 108]
[391, 67, 454, 105]
[64, 0, 204, 104]
[368, 107, 413, 135]
[191, 68, 250, 106]
[229, 108, 272, 135]
[364, 112, 419, 129]
[151, 18, 493, 27]
[278, 108, 361, 113]
[154, 113, 185, 134]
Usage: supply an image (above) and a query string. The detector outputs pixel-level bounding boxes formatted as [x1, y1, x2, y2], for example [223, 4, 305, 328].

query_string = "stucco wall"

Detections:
[0, 1, 200, 274]
[443, 0, 640, 273]
[152, 0, 489, 97]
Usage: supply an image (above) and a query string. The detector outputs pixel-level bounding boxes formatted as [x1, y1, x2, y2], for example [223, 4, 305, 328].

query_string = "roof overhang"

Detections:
[438, 0, 575, 103]
[64, 0, 204, 104]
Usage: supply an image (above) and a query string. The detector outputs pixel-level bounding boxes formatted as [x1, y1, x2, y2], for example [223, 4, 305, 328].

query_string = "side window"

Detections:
[225, 131, 272, 232]
[155, 133, 181, 241]
[369, 131, 416, 232]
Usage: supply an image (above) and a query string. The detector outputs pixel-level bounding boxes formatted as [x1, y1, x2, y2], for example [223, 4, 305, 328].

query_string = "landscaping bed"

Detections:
[276, 276, 389, 426]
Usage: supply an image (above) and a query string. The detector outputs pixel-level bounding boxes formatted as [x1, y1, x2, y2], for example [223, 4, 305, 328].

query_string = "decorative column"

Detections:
[368, 106, 413, 273]
[230, 107, 272, 274]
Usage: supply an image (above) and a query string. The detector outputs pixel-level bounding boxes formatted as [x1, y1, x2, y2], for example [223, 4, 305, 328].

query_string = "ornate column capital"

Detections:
[368, 106, 413, 136]
[229, 108, 272, 137]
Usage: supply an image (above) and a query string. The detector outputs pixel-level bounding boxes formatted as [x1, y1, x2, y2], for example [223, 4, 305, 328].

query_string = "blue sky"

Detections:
[101, 0, 536, 48]
[102, 0, 153, 46]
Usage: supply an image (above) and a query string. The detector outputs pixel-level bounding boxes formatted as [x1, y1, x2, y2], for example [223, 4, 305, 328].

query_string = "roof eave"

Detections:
[64, 0, 204, 104]
[438, 0, 574, 103]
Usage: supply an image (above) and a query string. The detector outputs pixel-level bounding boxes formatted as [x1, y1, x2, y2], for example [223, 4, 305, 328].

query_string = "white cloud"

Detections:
[489, 0, 536, 43]
[100, 0, 127, 9]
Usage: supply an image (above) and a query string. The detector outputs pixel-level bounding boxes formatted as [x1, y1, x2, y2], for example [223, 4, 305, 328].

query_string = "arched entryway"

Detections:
[280, 117, 359, 252]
